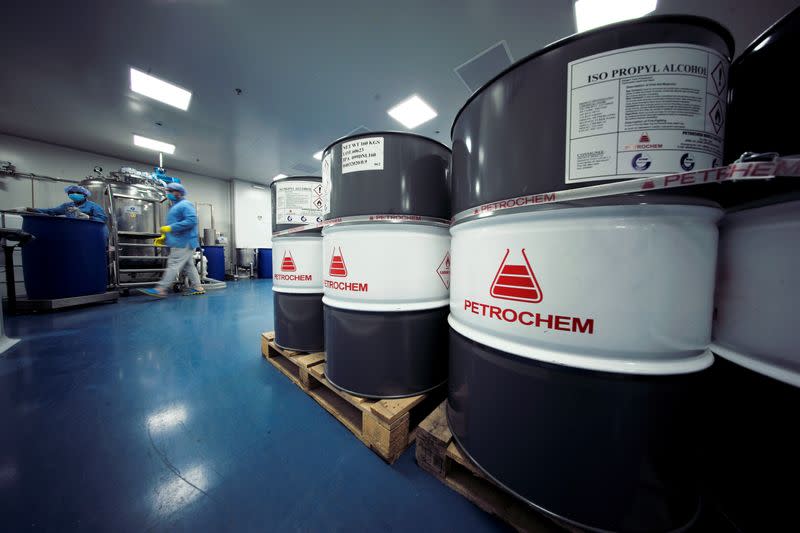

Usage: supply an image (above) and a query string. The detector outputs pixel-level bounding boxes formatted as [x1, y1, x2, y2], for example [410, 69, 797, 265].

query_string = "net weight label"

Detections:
[341, 136, 384, 174]
[565, 44, 728, 183]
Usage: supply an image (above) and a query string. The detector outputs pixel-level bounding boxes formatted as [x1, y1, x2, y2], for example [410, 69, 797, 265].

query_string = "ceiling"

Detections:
[1, 0, 796, 183]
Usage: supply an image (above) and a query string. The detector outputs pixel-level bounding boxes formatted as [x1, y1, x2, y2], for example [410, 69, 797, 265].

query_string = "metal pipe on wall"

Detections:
[1, 161, 81, 208]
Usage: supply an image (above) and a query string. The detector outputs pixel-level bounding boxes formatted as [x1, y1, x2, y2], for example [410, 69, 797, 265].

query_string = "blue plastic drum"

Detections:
[21, 214, 107, 299]
[257, 248, 272, 279]
[202, 246, 225, 281]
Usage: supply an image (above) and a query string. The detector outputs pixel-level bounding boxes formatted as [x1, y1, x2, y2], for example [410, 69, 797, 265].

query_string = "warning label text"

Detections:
[566, 44, 727, 183]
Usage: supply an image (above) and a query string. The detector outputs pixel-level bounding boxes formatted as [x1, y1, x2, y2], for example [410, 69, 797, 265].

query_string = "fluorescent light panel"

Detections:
[574, 0, 657, 32]
[387, 95, 437, 129]
[133, 134, 175, 154]
[312, 151, 323, 161]
[130, 68, 192, 110]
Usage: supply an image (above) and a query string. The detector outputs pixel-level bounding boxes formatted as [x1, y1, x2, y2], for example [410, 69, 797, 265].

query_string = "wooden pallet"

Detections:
[261, 332, 443, 463]
[261, 332, 326, 390]
[416, 401, 570, 532]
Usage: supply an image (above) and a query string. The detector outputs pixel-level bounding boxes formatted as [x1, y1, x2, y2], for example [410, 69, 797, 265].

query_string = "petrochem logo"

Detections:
[280, 251, 296, 272]
[624, 133, 663, 151]
[680, 153, 695, 171]
[274, 250, 312, 282]
[489, 249, 542, 303]
[631, 153, 652, 172]
[328, 247, 348, 277]
[324, 246, 368, 292]
[461, 248, 595, 335]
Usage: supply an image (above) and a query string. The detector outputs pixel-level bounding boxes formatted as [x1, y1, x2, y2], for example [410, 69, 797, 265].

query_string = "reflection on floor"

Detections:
[0, 280, 506, 532]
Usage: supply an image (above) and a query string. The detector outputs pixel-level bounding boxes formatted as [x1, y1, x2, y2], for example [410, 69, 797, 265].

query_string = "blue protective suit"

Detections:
[36, 199, 109, 241]
[165, 198, 199, 249]
[37, 199, 108, 223]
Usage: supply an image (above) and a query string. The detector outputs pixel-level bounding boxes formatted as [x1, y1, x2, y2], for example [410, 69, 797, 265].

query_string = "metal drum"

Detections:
[448, 16, 733, 533]
[321, 132, 450, 398]
[705, 8, 800, 531]
[270, 176, 324, 352]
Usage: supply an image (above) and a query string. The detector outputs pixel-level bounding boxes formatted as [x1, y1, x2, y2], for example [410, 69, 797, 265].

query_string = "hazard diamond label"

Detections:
[711, 60, 726, 95]
[280, 251, 296, 272]
[489, 249, 543, 303]
[329, 247, 348, 277]
[708, 100, 724, 134]
[437, 251, 450, 289]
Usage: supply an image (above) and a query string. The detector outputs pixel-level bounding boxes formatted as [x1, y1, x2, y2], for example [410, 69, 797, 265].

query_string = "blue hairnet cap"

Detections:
[166, 183, 186, 194]
[65, 185, 91, 197]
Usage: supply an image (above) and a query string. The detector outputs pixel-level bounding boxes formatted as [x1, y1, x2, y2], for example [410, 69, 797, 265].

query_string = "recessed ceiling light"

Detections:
[312, 151, 323, 161]
[574, 0, 657, 32]
[133, 134, 175, 154]
[273, 173, 288, 181]
[387, 95, 437, 129]
[130, 68, 192, 110]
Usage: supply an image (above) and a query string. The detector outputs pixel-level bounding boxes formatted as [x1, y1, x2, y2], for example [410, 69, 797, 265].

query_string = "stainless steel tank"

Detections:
[82, 170, 169, 288]
[236, 248, 255, 266]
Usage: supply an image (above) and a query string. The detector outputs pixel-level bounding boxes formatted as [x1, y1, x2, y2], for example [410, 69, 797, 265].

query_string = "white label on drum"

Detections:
[341, 136, 384, 174]
[275, 180, 324, 225]
[322, 152, 332, 215]
[322, 224, 450, 312]
[565, 43, 728, 184]
[272, 237, 323, 293]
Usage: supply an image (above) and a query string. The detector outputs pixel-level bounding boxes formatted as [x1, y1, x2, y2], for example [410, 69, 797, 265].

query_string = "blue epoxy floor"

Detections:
[0, 280, 507, 532]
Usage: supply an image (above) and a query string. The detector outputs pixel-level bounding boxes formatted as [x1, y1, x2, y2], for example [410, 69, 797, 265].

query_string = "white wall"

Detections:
[0, 133, 240, 296]
[232, 179, 271, 252]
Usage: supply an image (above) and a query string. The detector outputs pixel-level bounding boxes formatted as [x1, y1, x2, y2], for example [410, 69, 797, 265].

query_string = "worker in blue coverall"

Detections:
[33, 184, 107, 222]
[139, 183, 205, 297]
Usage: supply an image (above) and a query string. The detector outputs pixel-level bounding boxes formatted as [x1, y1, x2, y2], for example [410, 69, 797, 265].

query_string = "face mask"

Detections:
[167, 193, 178, 202]
[68, 194, 86, 202]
